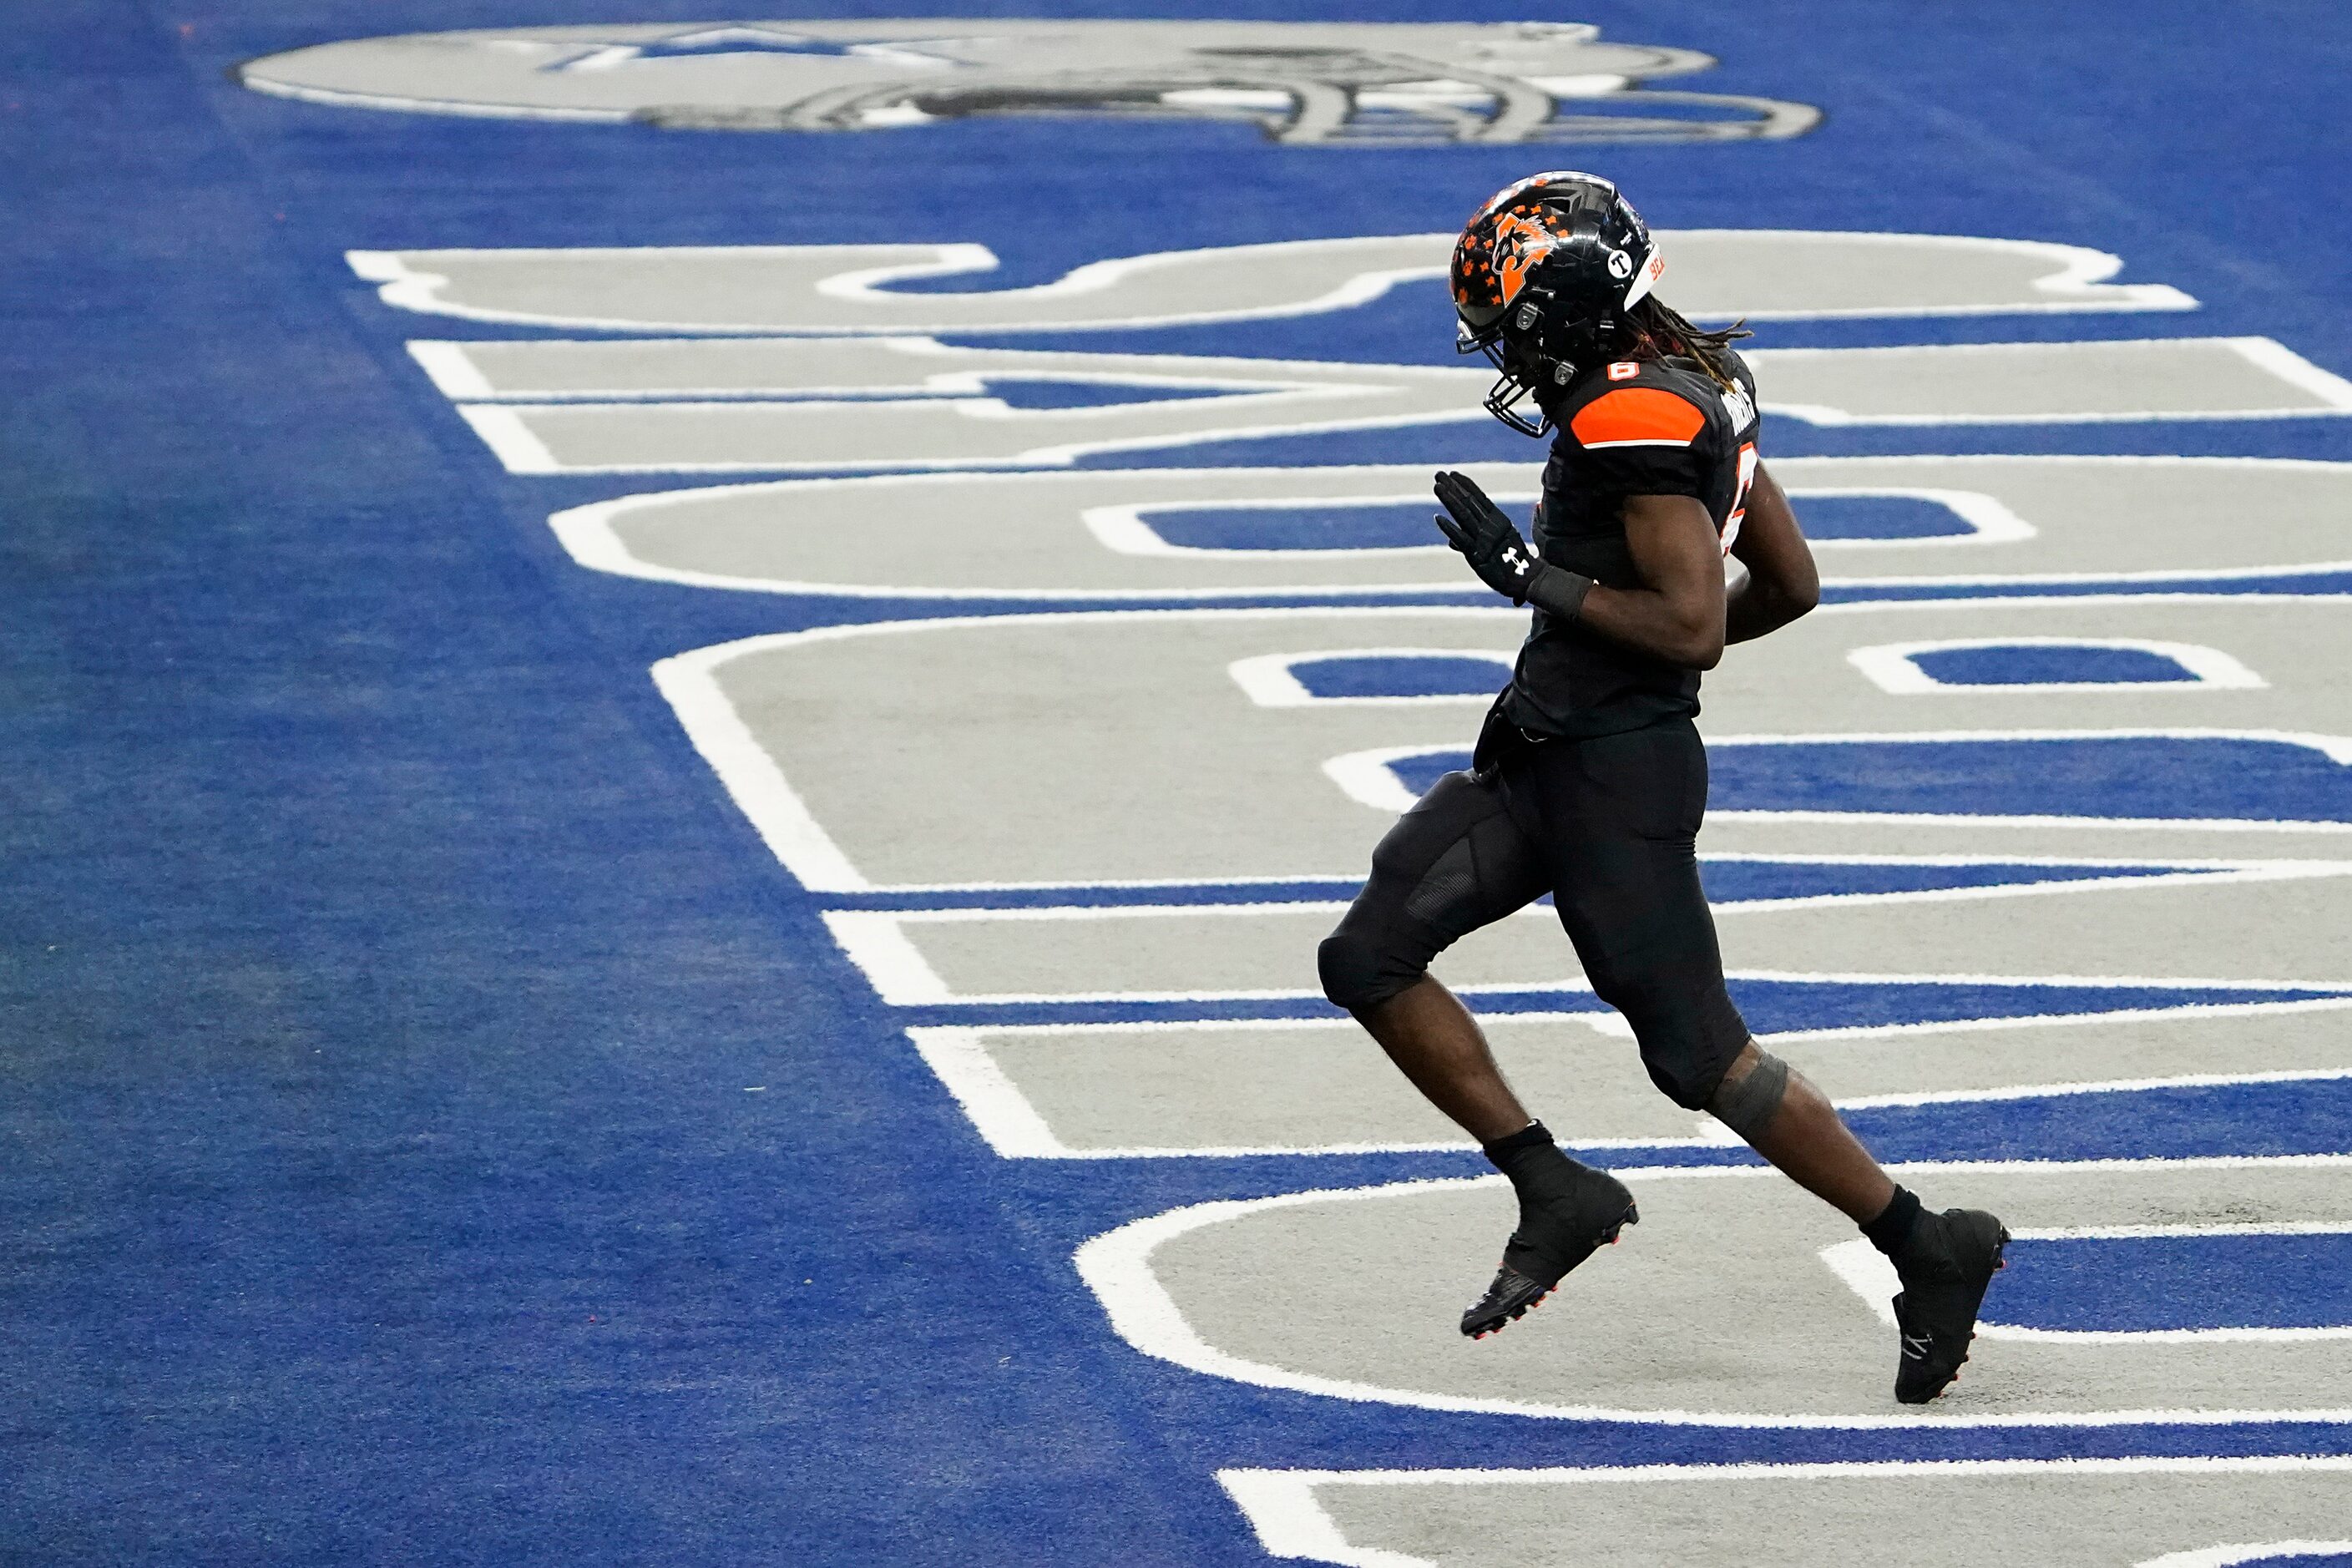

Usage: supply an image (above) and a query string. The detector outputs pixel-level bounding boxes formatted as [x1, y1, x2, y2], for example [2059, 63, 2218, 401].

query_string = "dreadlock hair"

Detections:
[1630, 296, 1752, 392]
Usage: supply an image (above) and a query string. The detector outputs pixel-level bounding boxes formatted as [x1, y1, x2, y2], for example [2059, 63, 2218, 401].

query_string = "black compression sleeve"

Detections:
[1523, 561, 1596, 620]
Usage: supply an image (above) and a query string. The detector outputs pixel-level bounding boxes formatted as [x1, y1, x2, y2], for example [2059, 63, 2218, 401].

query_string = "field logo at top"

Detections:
[236, 19, 1820, 145]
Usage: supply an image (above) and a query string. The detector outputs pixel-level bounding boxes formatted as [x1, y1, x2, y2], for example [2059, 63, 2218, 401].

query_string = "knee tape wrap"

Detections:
[1707, 1048, 1791, 1141]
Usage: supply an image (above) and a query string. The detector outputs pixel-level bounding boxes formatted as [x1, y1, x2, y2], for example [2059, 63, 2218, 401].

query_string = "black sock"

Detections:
[1862, 1185, 1924, 1257]
[1481, 1120, 1583, 1201]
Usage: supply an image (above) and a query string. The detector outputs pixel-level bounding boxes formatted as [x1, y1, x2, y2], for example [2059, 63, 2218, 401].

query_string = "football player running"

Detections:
[1317, 173, 2007, 1404]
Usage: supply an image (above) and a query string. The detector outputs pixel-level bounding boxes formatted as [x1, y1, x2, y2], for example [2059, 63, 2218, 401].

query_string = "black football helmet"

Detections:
[1451, 171, 1664, 435]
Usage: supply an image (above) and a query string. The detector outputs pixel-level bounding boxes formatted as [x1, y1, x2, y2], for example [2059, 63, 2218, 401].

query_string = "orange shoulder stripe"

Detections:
[1569, 387, 1706, 448]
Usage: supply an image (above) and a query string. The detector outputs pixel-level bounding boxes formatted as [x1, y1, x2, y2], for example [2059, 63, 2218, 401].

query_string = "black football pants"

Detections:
[1316, 716, 1752, 1109]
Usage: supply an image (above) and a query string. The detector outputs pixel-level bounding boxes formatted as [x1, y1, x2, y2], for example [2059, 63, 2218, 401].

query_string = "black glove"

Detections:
[1432, 469, 1540, 603]
[1433, 469, 1596, 620]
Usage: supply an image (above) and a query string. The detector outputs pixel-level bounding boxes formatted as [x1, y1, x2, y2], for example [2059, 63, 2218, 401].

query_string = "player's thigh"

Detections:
[1318, 769, 1549, 1009]
[1529, 723, 1748, 1103]
[1530, 721, 1713, 948]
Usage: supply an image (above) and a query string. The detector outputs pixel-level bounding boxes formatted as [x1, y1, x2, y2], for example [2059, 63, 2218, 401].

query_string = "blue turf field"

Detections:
[8, 3, 2352, 1562]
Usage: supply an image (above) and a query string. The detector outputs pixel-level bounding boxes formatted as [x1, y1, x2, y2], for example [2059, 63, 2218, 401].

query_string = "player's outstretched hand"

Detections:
[1433, 469, 1539, 604]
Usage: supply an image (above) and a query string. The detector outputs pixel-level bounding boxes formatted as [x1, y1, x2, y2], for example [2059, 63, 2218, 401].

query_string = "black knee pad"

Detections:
[1318, 928, 1411, 1013]
[1632, 998, 1752, 1110]
[1595, 967, 1749, 1109]
[1641, 1053, 1724, 1111]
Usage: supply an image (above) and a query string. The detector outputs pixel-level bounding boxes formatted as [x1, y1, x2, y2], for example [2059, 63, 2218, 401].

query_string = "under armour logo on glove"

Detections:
[1503, 545, 1528, 576]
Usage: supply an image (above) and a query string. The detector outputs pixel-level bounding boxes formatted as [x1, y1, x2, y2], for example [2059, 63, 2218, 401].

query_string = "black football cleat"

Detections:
[1889, 1207, 2011, 1404]
[1459, 1164, 1638, 1339]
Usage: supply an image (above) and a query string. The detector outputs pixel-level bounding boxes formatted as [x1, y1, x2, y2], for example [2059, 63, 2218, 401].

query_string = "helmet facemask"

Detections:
[1454, 302, 1550, 439]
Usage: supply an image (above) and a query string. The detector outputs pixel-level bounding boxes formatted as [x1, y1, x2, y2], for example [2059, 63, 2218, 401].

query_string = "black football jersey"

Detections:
[1500, 349, 1762, 739]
